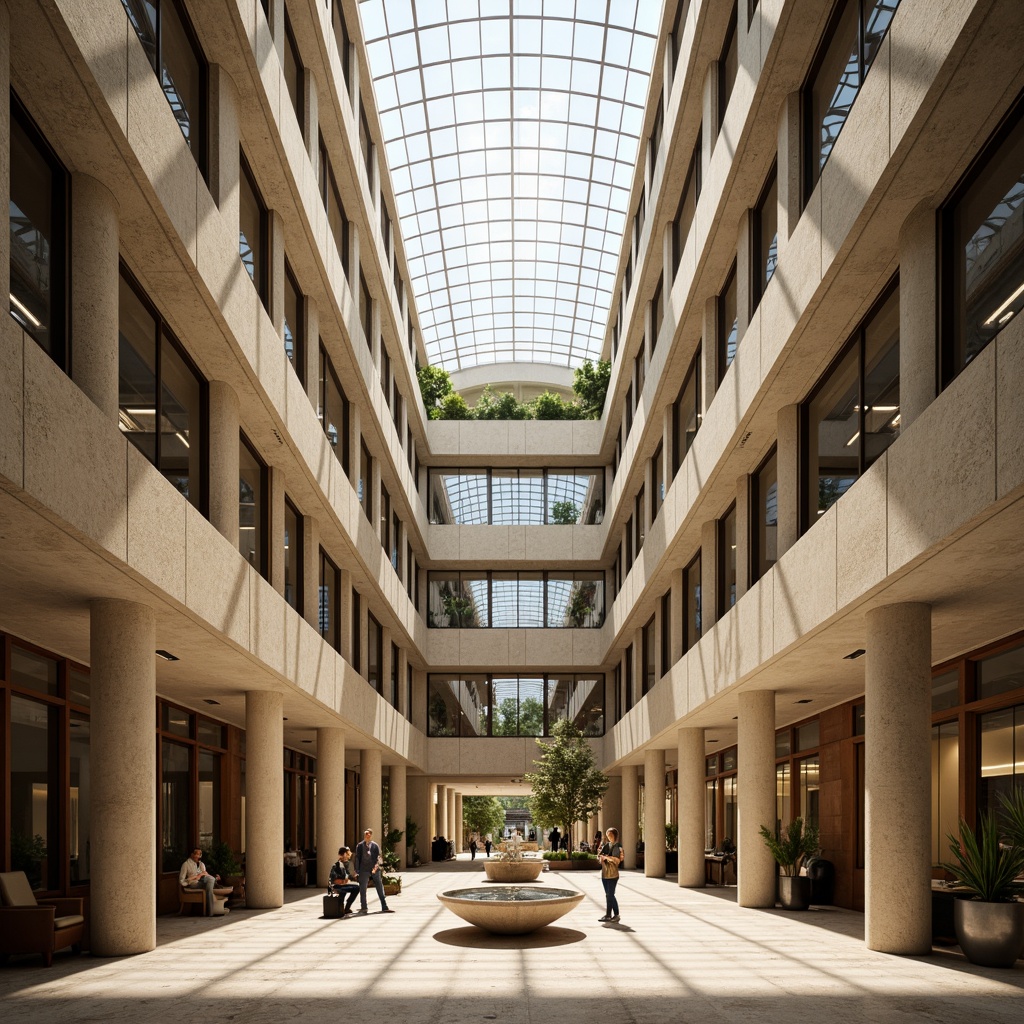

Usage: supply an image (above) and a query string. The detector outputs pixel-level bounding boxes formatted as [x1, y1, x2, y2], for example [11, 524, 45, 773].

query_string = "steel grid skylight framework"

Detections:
[358, 0, 658, 372]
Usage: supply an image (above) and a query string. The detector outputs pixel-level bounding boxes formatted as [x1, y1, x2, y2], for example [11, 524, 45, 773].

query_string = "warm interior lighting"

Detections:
[846, 430, 860, 447]
[983, 280, 1024, 325]
[10, 293, 42, 327]
[175, 431, 190, 449]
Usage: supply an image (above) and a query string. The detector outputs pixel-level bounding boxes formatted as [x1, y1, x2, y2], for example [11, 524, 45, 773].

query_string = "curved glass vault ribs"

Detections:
[359, 0, 659, 372]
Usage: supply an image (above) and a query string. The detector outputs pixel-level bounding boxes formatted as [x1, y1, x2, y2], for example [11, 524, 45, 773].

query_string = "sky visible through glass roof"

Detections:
[358, 0, 659, 373]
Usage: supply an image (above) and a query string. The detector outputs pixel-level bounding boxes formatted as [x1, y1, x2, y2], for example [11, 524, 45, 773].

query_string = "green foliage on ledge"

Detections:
[417, 360, 610, 421]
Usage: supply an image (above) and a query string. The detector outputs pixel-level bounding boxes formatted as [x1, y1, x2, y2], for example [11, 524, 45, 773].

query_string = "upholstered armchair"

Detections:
[0, 871, 85, 966]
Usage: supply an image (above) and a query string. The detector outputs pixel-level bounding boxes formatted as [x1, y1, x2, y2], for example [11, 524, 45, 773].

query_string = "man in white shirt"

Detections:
[179, 847, 225, 915]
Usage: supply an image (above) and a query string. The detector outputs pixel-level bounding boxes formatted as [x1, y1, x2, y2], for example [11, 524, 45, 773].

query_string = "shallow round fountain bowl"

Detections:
[437, 886, 584, 934]
[483, 859, 545, 882]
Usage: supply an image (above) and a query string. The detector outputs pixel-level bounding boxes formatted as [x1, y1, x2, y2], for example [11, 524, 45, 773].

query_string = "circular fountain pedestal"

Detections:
[483, 859, 545, 882]
[438, 886, 583, 934]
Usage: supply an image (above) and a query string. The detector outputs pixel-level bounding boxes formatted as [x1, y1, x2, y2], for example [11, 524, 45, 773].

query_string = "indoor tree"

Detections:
[525, 719, 608, 855]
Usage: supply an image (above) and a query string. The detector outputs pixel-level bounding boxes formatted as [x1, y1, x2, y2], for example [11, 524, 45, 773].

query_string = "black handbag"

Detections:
[322, 894, 343, 918]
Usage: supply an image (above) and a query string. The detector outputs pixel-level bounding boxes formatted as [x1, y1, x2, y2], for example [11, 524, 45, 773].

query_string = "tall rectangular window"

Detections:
[9, 97, 68, 366]
[351, 589, 361, 671]
[752, 164, 778, 312]
[119, 267, 206, 511]
[652, 443, 664, 520]
[359, 103, 373, 183]
[942, 99, 1024, 385]
[642, 616, 656, 696]
[380, 485, 391, 558]
[634, 487, 646, 554]
[283, 14, 304, 137]
[684, 552, 702, 652]
[284, 497, 303, 613]
[319, 344, 351, 475]
[717, 264, 738, 384]
[239, 153, 268, 309]
[360, 272, 373, 349]
[802, 282, 899, 530]
[319, 548, 340, 651]
[121, 0, 207, 176]
[717, 503, 737, 617]
[624, 645, 634, 712]
[804, 0, 900, 198]
[390, 642, 400, 708]
[367, 613, 382, 694]
[717, 8, 738, 131]
[331, 0, 352, 93]
[239, 434, 267, 577]
[283, 261, 304, 380]
[751, 446, 778, 584]
[673, 131, 702, 275]
[652, 279, 664, 351]
[359, 440, 372, 521]
[672, 344, 702, 478]
[320, 149, 349, 276]
[660, 590, 673, 675]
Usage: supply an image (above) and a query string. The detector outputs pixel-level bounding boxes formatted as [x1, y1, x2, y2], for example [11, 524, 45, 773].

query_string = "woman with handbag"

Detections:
[598, 827, 623, 923]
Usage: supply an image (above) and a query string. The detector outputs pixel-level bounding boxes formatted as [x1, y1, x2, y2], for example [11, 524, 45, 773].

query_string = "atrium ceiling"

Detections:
[357, 0, 660, 374]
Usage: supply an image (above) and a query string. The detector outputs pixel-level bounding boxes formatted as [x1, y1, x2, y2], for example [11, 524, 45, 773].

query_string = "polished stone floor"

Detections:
[3, 857, 1022, 1023]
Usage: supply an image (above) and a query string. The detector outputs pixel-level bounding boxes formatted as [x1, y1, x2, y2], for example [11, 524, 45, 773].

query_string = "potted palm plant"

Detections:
[758, 817, 820, 910]
[943, 802, 1024, 967]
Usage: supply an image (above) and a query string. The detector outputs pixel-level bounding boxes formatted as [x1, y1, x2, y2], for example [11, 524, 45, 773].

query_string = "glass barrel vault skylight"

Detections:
[358, 0, 659, 372]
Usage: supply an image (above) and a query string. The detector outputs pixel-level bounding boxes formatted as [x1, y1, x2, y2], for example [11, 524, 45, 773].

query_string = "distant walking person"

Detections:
[549, 827, 561, 853]
[354, 828, 394, 914]
[484, 835, 493, 857]
[469, 833, 478, 860]
[598, 827, 623, 923]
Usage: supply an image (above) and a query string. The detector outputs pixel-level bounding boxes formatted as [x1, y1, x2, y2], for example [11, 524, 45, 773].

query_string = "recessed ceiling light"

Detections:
[708, 739, 719, 744]
[732, 716, 738, 720]
[203, 699, 221, 706]
[155, 650, 179, 662]
[302, 739, 313, 744]
[795, 698, 812, 704]
[844, 649, 866, 660]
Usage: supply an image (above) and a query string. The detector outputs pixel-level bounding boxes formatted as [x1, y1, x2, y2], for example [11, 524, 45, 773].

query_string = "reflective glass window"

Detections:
[931, 720, 959, 863]
[161, 740, 191, 872]
[945, 102, 1024, 383]
[683, 552, 702, 652]
[319, 345, 350, 475]
[239, 435, 267, 576]
[752, 164, 778, 310]
[11, 696, 59, 889]
[10, 645, 58, 697]
[717, 11, 738, 130]
[979, 703, 1024, 819]
[284, 261, 304, 379]
[319, 548, 340, 650]
[751, 446, 778, 584]
[283, 15, 304, 135]
[717, 505, 736, 616]
[717, 264, 738, 383]
[672, 131, 702, 275]
[284, 498, 302, 612]
[977, 643, 1024, 701]
[367, 613, 382, 693]
[239, 154, 268, 307]
[672, 345, 702, 478]
[427, 677, 459, 736]
[9, 100, 67, 364]
[69, 711, 91, 884]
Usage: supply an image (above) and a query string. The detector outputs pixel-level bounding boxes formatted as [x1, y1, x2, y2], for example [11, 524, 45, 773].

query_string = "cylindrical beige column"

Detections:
[407, 775, 428, 866]
[428, 782, 438, 841]
[71, 174, 119, 420]
[360, 748, 383, 839]
[866, 603, 932, 954]
[208, 380, 240, 542]
[390, 764, 407, 867]
[315, 727, 345, 887]
[644, 749, 667, 877]
[738, 689, 776, 908]
[447, 788, 457, 849]
[245, 690, 284, 908]
[621, 764, 639, 869]
[602, 775, 621, 841]
[455, 792, 463, 852]
[678, 727, 706, 887]
[436, 784, 448, 838]
[90, 599, 155, 955]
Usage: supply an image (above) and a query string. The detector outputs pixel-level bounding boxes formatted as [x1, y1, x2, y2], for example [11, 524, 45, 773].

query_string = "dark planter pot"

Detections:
[778, 875, 812, 911]
[665, 851, 678, 874]
[953, 898, 1024, 967]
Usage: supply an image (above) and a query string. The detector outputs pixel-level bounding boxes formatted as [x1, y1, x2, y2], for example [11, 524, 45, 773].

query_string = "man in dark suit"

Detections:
[354, 828, 393, 914]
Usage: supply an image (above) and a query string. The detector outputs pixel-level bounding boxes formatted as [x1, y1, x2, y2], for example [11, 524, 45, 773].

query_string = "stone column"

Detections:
[208, 380, 240, 543]
[678, 727, 706, 887]
[71, 174, 119, 420]
[90, 599, 155, 955]
[644, 749, 666, 877]
[899, 207, 938, 431]
[603, 775, 622, 837]
[436, 784, 448, 838]
[429, 782, 439, 840]
[390, 764, 407, 868]
[360, 747, 382, 838]
[738, 689, 776, 908]
[455, 793, 463, 853]
[621, 764, 639, 870]
[407, 775, 428, 866]
[315, 727, 345, 887]
[447, 788, 457, 849]
[865, 603, 932, 954]
[245, 689, 284, 908]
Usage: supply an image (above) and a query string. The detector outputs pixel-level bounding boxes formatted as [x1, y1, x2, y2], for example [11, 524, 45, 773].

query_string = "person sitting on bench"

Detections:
[179, 847, 226, 915]
[328, 846, 359, 916]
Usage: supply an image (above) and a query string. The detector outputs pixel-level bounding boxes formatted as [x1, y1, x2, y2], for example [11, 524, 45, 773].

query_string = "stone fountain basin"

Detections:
[438, 886, 584, 934]
[483, 859, 545, 883]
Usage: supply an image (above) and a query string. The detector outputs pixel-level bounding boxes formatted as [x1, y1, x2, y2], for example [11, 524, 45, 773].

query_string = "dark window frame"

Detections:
[239, 151, 270, 309]
[239, 431, 269, 579]
[751, 161, 779, 314]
